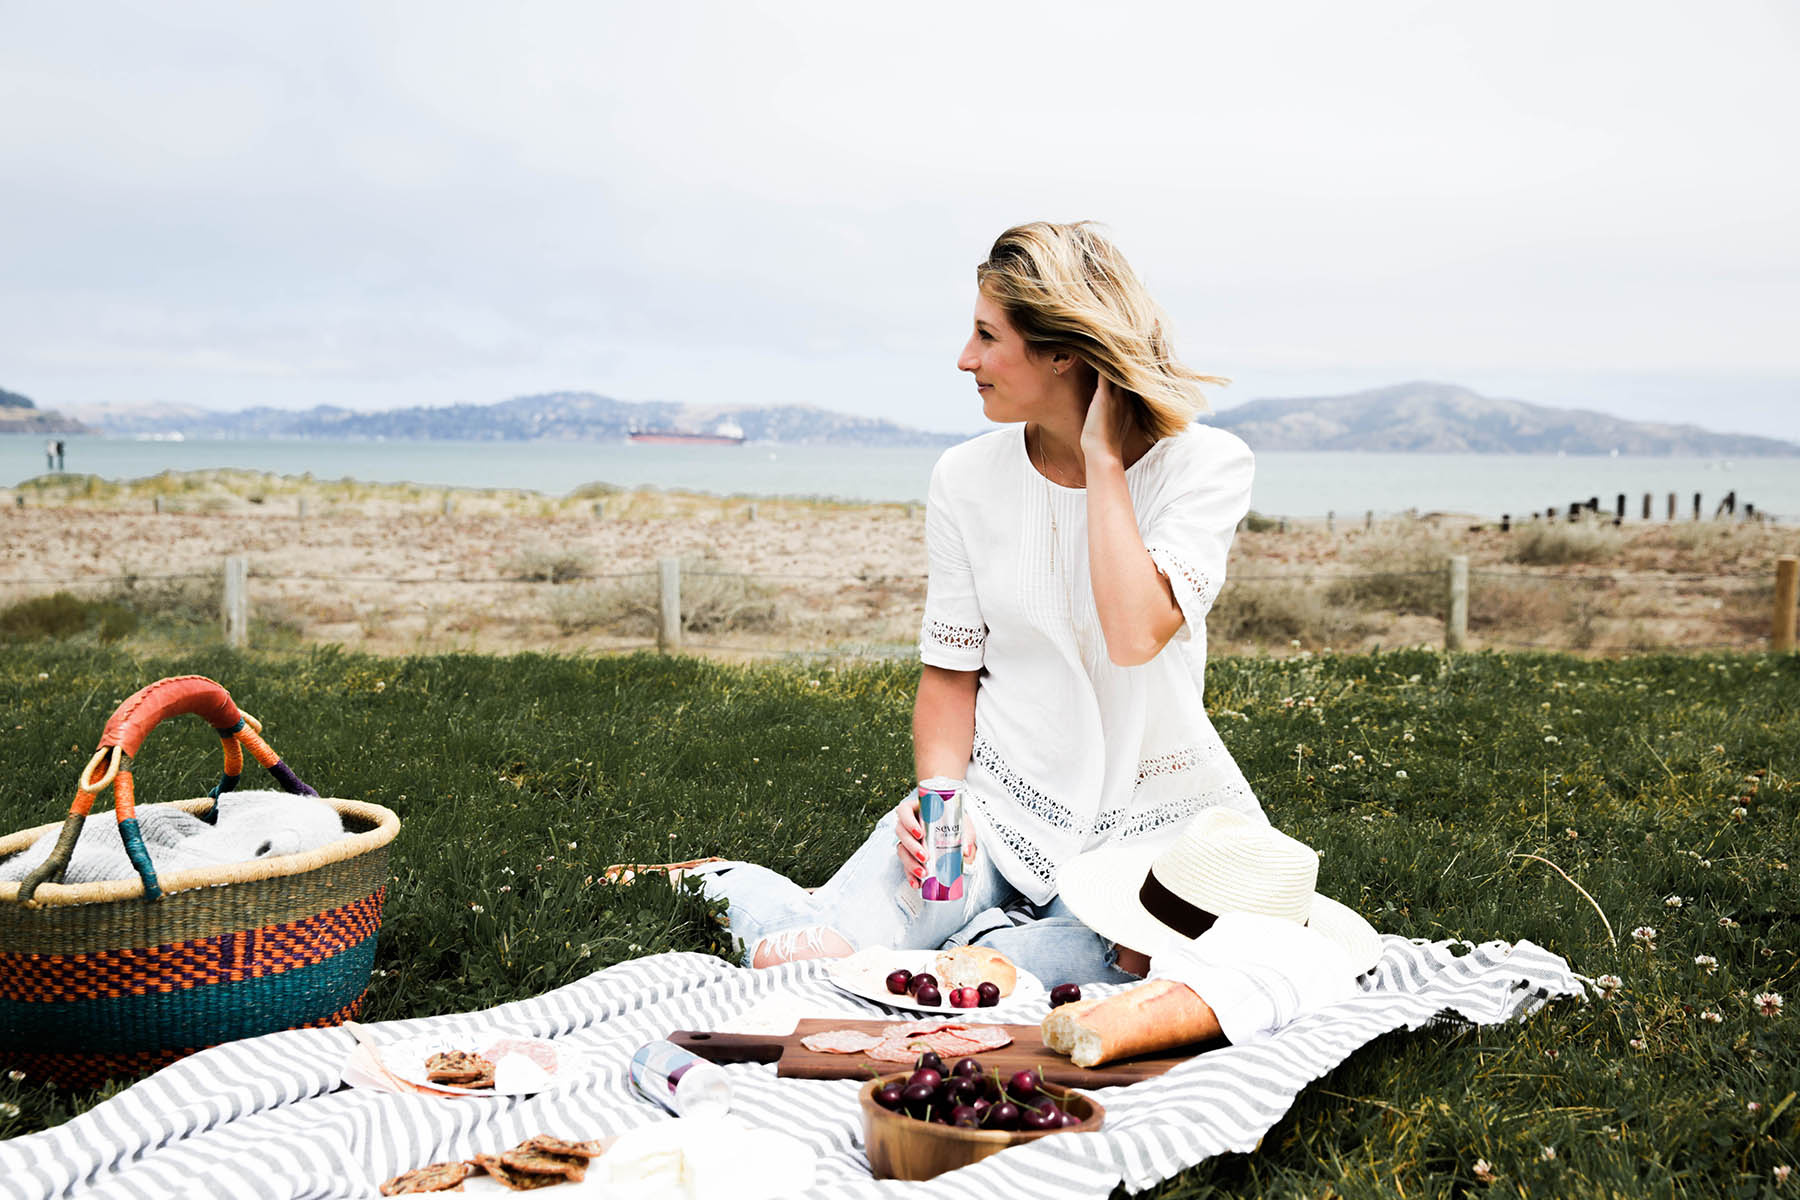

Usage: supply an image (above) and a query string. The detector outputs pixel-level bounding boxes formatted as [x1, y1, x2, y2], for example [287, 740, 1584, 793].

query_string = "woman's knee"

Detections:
[749, 924, 855, 968]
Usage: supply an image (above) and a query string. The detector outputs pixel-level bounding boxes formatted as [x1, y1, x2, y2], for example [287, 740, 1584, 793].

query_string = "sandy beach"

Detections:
[3, 469, 1794, 657]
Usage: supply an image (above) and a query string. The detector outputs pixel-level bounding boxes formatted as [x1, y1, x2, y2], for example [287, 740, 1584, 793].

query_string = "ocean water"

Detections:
[10, 435, 1798, 520]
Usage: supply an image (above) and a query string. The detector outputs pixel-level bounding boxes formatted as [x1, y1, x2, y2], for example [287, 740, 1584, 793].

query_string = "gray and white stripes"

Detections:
[0, 937, 1585, 1200]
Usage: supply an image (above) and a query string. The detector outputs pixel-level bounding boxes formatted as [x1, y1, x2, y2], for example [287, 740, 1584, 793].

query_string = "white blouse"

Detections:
[919, 423, 1266, 905]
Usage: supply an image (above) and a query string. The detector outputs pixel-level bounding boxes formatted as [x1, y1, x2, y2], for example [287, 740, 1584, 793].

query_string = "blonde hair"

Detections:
[976, 221, 1225, 441]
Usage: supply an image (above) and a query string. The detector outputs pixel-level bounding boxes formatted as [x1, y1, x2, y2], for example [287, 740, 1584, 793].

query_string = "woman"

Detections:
[688, 222, 1265, 984]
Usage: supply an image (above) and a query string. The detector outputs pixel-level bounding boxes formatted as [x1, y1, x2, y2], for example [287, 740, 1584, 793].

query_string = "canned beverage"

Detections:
[630, 1040, 733, 1118]
[916, 777, 965, 902]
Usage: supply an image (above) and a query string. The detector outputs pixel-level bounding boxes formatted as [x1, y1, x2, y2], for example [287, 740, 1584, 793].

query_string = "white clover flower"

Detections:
[1566, 828, 1580, 839]
[1748, 1101, 1762, 1113]
[4, 1069, 23, 1082]
[1629, 1036, 1646, 1050]
[1695, 955, 1719, 974]
[373, 680, 386, 692]
[1665, 894, 1685, 909]
[35, 672, 48, 682]
[1544, 735, 1560, 744]
[1732, 806, 1749, 821]
[1595, 974, 1624, 998]
[1395, 770, 1408, 780]
[1539, 1146, 1557, 1162]
[566, 841, 578, 850]
[1774, 1164, 1790, 1185]
[1719, 917, 1740, 929]
[0, 1101, 18, 1119]
[497, 885, 511, 893]
[469, 903, 484, 914]
[1755, 992, 1784, 1016]
[1472, 1158, 1496, 1184]
[1700, 1010, 1723, 1023]
[1631, 926, 1657, 948]
[1403, 731, 1416, 742]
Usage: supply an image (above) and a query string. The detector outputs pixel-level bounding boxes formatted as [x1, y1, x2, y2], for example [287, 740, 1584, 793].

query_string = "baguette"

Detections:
[1040, 979, 1222, 1067]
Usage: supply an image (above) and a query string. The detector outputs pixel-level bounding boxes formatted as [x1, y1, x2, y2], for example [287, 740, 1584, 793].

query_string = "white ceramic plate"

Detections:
[825, 947, 1045, 1014]
[378, 1032, 585, 1097]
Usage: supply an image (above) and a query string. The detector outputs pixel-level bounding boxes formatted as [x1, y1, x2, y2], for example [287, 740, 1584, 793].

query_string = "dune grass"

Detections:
[0, 645, 1795, 1196]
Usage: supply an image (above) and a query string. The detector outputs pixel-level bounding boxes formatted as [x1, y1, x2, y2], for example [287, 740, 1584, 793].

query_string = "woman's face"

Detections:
[957, 292, 1055, 424]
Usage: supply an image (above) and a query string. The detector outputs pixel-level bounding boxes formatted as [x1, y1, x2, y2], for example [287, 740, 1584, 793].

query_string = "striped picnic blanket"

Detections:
[0, 937, 1585, 1200]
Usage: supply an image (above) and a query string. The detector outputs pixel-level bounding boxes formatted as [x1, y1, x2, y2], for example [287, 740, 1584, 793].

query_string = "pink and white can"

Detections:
[916, 777, 965, 902]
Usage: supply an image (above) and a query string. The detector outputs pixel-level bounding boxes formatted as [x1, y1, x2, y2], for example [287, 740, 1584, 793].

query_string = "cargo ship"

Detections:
[626, 420, 745, 446]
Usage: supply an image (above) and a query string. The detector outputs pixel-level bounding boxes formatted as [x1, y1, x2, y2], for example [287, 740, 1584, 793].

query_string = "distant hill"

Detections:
[1206, 382, 1800, 456]
[0, 386, 91, 434]
[73, 391, 963, 448]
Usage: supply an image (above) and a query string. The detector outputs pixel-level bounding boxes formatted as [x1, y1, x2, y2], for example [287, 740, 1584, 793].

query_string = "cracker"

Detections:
[500, 1147, 586, 1181]
[468, 1155, 564, 1191]
[379, 1161, 471, 1194]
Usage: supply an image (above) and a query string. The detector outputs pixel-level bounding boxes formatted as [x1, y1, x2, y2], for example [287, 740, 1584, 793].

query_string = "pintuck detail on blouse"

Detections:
[917, 423, 1265, 904]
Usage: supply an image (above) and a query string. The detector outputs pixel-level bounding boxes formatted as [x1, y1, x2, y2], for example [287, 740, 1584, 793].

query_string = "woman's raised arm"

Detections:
[1082, 380, 1186, 666]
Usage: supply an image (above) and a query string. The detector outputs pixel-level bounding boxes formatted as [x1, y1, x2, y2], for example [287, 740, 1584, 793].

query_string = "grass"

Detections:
[0, 646, 1796, 1196]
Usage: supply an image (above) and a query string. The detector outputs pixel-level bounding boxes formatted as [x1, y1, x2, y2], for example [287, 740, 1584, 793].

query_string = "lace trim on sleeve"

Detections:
[972, 732, 1079, 831]
[1146, 545, 1220, 616]
[922, 618, 987, 652]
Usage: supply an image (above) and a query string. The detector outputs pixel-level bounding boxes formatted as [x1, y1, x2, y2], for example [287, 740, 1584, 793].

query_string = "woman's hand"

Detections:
[894, 794, 979, 888]
[1080, 374, 1133, 466]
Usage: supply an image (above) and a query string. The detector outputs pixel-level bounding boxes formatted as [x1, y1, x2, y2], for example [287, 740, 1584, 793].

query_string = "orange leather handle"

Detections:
[99, 675, 244, 759]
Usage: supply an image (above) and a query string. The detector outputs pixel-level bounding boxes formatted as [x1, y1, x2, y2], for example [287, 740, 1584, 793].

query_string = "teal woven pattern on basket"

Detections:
[0, 934, 377, 1052]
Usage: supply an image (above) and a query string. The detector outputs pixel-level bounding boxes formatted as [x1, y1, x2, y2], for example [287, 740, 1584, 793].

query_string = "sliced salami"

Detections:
[865, 1038, 928, 1064]
[801, 1029, 885, 1054]
[961, 1025, 1014, 1050]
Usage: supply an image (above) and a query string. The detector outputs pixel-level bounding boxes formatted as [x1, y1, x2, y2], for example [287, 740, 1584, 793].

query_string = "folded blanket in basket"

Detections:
[0, 794, 345, 886]
[0, 938, 1587, 1200]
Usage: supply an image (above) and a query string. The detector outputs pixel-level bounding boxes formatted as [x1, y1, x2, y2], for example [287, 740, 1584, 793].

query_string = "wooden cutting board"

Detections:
[666, 1018, 1213, 1089]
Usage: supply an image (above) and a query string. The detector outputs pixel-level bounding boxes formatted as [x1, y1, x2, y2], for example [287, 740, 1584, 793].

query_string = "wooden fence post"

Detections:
[442, 494, 455, 516]
[297, 497, 307, 520]
[1775, 556, 1799, 654]
[153, 496, 163, 514]
[657, 557, 682, 653]
[747, 502, 757, 522]
[1365, 509, 1373, 532]
[1326, 510, 1335, 534]
[1445, 555, 1469, 652]
[1641, 493, 1651, 521]
[1667, 492, 1677, 521]
[223, 556, 248, 649]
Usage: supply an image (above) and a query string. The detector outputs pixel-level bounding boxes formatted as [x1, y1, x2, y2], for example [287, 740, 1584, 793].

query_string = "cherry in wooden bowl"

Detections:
[858, 1071, 1106, 1182]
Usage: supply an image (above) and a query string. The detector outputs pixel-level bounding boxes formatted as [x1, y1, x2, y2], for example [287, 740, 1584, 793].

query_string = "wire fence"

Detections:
[2, 554, 1794, 659]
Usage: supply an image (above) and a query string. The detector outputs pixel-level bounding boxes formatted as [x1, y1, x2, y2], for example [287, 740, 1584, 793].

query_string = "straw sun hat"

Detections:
[1059, 808, 1384, 975]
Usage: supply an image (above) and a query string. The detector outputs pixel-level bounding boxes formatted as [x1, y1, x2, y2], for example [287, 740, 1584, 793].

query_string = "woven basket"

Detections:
[0, 676, 400, 1087]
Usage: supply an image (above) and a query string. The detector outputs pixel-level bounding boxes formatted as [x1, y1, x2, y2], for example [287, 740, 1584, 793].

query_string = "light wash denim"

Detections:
[696, 808, 1139, 987]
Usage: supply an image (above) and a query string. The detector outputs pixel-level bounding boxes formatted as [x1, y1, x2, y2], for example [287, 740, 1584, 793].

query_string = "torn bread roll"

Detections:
[933, 945, 1018, 997]
[1040, 979, 1223, 1067]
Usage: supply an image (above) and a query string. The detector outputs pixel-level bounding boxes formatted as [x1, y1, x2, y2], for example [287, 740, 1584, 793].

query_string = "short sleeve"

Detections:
[1142, 432, 1254, 643]
[918, 454, 987, 670]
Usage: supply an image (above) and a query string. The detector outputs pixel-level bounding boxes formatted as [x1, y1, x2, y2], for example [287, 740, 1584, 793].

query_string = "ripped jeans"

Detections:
[695, 808, 1139, 987]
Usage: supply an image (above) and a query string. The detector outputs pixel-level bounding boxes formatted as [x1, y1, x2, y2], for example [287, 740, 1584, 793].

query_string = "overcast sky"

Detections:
[3, 2, 1797, 438]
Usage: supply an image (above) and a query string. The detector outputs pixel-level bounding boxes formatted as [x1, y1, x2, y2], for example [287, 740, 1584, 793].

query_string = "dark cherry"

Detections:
[901, 1081, 937, 1110]
[1009, 1068, 1041, 1096]
[978, 1074, 1004, 1103]
[907, 1068, 943, 1092]
[885, 969, 913, 995]
[952, 1057, 982, 1078]
[950, 1104, 981, 1128]
[913, 984, 942, 1007]
[943, 1076, 978, 1106]
[1050, 982, 1083, 1008]
[909, 972, 938, 995]
[977, 981, 1001, 1007]
[1022, 1106, 1061, 1132]
[874, 1083, 905, 1111]
[1060, 1109, 1083, 1127]
[915, 1050, 945, 1074]
[984, 1101, 1021, 1131]
[971, 1097, 992, 1118]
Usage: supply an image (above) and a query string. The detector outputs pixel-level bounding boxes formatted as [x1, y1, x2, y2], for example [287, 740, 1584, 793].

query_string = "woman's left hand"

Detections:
[1080, 374, 1132, 464]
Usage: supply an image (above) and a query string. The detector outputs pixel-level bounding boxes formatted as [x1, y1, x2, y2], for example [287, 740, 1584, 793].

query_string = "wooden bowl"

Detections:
[858, 1072, 1106, 1182]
